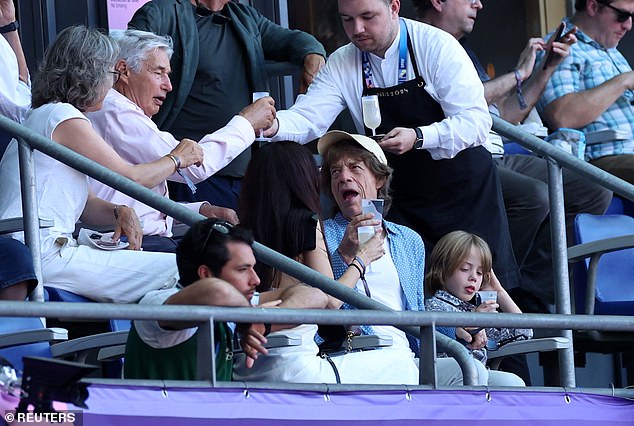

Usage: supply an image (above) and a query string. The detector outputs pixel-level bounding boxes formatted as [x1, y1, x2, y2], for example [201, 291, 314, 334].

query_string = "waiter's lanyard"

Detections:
[362, 18, 408, 89]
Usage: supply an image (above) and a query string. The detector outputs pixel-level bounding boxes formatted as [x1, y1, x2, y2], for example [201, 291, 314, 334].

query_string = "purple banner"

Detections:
[77, 384, 634, 425]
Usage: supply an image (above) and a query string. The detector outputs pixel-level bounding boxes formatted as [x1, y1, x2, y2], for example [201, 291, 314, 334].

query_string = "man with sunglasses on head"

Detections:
[124, 218, 328, 381]
[537, 0, 634, 185]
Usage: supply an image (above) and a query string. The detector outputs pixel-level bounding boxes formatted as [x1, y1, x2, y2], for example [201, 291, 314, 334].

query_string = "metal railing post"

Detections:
[196, 319, 216, 384]
[419, 325, 437, 387]
[17, 137, 44, 302]
[546, 159, 576, 387]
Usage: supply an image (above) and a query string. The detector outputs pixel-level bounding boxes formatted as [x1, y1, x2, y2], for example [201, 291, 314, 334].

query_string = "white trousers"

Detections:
[43, 242, 178, 303]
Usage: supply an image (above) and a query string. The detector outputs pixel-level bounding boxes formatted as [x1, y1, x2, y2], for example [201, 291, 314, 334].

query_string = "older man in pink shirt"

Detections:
[86, 30, 275, 252]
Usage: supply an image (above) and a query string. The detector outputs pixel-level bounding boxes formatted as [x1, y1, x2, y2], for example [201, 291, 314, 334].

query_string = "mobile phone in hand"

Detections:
[543, 22, 566, 70]
[358, 199, 384, 243]
[362, 199, 384, 221]
[476, 291, 498, 305]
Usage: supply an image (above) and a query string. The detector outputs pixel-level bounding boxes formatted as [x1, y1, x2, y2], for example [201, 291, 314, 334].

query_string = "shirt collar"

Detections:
[434, 289, 475, 310]
[109, 88, 145, 115]
[364, 23, 401, 61]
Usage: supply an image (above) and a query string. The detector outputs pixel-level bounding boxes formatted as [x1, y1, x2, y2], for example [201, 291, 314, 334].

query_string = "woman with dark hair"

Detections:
[239, 141, 323, 292]
[234, 141, 421, 384]
[0, 25, 203, 303]
[239, 141, 383, 302]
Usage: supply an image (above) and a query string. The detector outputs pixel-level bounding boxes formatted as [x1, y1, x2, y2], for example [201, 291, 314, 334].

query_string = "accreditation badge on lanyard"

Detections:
[362, 19, 409, 89]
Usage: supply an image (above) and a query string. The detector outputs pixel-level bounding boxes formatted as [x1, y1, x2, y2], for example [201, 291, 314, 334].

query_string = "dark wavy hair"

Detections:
[239, 142, 321, 291]
[320, 139, 393, 218]
[176, 218, 254, 287]
[31, 25, 118, 111]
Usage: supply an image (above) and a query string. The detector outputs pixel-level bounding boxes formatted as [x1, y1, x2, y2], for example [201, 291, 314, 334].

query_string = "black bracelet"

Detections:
[0, 21, 19, 34]
[353, 256, 366, 274]
[348, 258, 371, 298]
[512, 69, 528, 110]
[348, 262, 364, 278]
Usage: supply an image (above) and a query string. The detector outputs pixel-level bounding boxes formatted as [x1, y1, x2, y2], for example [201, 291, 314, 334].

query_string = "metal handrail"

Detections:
[2, 112, 633, 388]
[2, 301, 634, 331]
[492, 116, 634, 200]
[0, 114, 478, 385]
[492, 115, 634, 388]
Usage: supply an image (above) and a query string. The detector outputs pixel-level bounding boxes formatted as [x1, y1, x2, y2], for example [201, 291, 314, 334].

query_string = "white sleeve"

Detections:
[134, 288, 197, 349]
[0, 36, 30, 123]
[412, 23, 492, 159]
[275, 45, 356, 144]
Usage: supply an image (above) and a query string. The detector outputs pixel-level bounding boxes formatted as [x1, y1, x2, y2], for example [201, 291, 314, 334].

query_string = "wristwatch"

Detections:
[413, 127, 424, 149]
[0, 21, 19, 34]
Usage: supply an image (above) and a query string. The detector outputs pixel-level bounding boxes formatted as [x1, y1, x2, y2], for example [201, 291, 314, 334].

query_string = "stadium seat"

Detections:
[568, 213, 634, 386]
[0, 317, 67, 373]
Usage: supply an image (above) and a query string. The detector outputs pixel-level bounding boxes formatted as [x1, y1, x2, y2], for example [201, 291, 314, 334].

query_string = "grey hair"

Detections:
[320, 139, 394, 218]
[111, 30, 173, 73]
[31, 25, 118, 111]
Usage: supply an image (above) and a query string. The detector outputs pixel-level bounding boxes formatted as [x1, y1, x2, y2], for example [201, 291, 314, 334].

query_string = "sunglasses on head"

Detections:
[201, 220, 234, 252]
[599, 1, 634, 23]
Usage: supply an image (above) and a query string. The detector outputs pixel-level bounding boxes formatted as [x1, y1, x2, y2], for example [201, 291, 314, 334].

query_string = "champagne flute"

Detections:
[362, 95, 381, 137]
[252, 91, 269, 141]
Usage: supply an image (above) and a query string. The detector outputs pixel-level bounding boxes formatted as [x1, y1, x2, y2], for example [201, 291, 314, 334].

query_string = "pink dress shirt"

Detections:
[86, 89, 255, 237]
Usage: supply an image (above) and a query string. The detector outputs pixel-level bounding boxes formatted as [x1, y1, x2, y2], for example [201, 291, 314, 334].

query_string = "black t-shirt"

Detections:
[168, 6, 252, 177]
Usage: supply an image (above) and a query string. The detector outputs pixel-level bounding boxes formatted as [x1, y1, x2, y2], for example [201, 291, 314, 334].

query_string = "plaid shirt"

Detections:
[537, 17, 634, 160]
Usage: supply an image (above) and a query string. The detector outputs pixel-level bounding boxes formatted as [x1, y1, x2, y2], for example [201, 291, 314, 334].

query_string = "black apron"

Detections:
[362, 31, 521, 288]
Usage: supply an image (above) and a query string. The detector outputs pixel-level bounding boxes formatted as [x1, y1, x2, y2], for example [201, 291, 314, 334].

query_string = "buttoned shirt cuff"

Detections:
[183, 202, 206, 214]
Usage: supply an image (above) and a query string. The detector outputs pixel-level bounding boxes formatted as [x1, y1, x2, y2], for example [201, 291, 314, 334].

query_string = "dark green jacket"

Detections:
[124, 322, 233, 381]
[129, 0, 326, 130]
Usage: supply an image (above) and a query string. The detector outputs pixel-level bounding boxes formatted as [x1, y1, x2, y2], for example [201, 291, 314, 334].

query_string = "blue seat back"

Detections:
[503, 142, 532, 156]
[0, 317, 52, 373]
[44, 287, 131, 332]
[604, 195, 634, 217]
[573, 214, 634, 315]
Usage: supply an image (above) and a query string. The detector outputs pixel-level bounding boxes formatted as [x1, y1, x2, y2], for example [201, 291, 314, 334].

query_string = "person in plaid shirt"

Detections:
[537, 0, 634, 184]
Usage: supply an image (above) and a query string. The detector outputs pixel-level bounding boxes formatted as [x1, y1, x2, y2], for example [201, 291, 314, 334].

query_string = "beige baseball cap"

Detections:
[317, 130, 388, 166]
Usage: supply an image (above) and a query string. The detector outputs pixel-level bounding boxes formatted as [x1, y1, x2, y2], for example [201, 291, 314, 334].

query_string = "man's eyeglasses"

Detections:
[109, 70, 122, 86]
[599, 1, 634, 23]
[201, 220, 234, 252]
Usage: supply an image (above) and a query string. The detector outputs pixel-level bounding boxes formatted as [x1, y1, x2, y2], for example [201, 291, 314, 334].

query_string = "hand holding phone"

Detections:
[358, 199, 384, 243]
[543, 22, 565, 70]
[476, 290, 498, 305]
[542, 22, 576, 70]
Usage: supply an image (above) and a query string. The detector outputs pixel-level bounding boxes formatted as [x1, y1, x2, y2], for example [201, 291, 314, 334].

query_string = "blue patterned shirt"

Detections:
[323, 213, 426, 353]
[537, 17, 634, 160]
[426, 290, 533, 366]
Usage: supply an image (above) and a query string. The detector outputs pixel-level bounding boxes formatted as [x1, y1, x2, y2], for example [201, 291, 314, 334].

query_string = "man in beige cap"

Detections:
[318, 130, 488, 386]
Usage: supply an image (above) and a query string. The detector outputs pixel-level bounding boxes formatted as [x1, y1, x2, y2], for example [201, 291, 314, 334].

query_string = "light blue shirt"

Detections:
[323, 213, 425, 353]
[537, 17, 634, 160]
